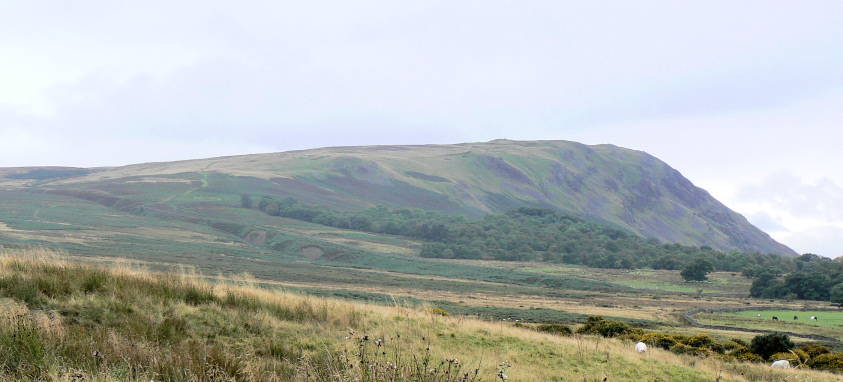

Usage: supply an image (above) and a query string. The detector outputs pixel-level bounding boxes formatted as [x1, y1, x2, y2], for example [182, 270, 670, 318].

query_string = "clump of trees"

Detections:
[748, 253, 843, 302]
[245, 196, 843, 302]
[248, 197, 792, 270]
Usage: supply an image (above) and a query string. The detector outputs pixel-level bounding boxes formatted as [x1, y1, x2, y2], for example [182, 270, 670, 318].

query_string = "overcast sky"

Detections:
[1, 1, 842, 257]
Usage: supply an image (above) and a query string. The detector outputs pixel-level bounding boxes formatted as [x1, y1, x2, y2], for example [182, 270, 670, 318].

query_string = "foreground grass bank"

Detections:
[0, 248, 837, 381]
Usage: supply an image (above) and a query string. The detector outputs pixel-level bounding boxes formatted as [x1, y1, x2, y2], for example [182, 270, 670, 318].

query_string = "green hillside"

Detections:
[0, 140, 795, 256]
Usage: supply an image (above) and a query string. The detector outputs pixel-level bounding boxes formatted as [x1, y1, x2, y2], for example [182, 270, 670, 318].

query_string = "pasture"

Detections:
[459, 261, 752, 296]
[696, 310, 843, 341]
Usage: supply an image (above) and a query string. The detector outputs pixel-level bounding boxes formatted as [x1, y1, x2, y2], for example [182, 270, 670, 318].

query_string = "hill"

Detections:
[0, 139, 794, 256]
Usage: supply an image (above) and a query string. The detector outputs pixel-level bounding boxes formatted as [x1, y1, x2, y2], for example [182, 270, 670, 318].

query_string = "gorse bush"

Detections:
[535, 323, 572, 336]
[728, 346, 765, 363]
[639, 332, 678, 350]
[769, 352, 799, 362]
[668, 343, 710, 357]
[801, 344, 832, 358]
[576, 315, 643, 338]
[808, 353, 843, 373]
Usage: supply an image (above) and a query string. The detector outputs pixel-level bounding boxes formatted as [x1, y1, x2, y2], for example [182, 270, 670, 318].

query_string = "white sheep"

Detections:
[811, 316, 818, 321]
[770, 360, 791, 369]
[634, 342, 647, 353]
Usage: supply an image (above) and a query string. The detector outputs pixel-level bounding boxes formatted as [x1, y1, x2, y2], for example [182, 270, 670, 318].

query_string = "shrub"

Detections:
[730, 338, 748, 347]
[769, 352, 799, 362]
[807, 352, 843, 373]
[727, 346, 764, 363]
[685, 333, 724, 353]
[618, 332, 643, 343]
[576, 316, 644, 338]
[428, 307, 450, 316]
[800, 344, 831, 358]
[535, 324, 572, 336]
[792, 349, 809, 363]
[722, 340, 742, 351]
[685, 334, 713, 347]
[640, 333, 677, 350]
[749, 332, 794, 360]
[708, 341, 725, 354]
[669, 343, 709, 357]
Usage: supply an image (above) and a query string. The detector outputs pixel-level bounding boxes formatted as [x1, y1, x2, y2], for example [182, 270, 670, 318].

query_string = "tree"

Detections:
[240, 193, 253, 208]
[750, 332, 794, 360]
[750, 271, 780, 298]
[783, 272, 831, 301]
[681, 258, 714, 282]
[831, 283, 843, 306]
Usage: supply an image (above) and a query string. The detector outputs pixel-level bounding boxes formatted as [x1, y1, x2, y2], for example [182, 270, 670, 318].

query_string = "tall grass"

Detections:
[0, 248, 839, 381]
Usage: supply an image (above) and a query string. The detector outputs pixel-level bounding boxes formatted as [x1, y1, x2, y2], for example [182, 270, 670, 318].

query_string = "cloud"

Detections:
[2, 1, 843, 175]
[745, 211, 789, 234]
[778, 225, 843, 258]
[735, 172, 843, 222]
[726, 173, 843, 258]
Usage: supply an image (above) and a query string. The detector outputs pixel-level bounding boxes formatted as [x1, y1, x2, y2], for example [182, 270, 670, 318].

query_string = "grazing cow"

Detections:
[772, 316, 778, 320]
[635, 342, 647, 353]
[794, 315, 798, 320]
[811, 316, 818, 321]
[770, 360, 791, 369]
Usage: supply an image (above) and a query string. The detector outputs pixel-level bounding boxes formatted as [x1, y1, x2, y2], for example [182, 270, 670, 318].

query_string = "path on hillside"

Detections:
[683, 307, 841, 342]
[161, 172, 209, 203]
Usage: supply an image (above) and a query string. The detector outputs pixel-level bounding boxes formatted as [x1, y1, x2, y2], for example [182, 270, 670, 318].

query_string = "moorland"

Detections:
[1, 140, 841, 381]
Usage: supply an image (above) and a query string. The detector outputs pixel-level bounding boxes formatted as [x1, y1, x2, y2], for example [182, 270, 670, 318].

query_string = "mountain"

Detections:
[0, 139, 795, 256]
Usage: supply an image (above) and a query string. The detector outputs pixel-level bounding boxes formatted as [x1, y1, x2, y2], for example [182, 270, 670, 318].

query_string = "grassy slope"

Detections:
[0, 187, 649, 328]
[0, 249, 831, 382]
[1, 139, 793, 255]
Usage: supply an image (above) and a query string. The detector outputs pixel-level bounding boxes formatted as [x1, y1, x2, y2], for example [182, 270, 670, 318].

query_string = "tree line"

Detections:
[245, 195, 842, 302]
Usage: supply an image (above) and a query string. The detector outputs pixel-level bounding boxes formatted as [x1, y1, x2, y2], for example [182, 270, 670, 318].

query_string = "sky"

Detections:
[1, 1, 842, 257]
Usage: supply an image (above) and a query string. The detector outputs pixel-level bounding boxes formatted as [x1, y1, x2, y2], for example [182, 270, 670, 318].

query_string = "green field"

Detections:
[728, 310, 843, 327]
[696, 310, 843, 340]
[521, 265, 751, 295]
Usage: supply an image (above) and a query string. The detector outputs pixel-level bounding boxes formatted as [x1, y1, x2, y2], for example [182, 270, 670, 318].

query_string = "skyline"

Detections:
[1, 1, 841, 257]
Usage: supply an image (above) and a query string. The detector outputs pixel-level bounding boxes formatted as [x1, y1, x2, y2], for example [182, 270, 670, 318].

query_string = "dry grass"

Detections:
[0, 248, 841, 381]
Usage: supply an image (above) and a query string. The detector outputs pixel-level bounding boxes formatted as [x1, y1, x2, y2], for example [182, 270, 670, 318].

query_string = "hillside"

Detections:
[1, 248, 836, 381]
[0, 139, 794, 256]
